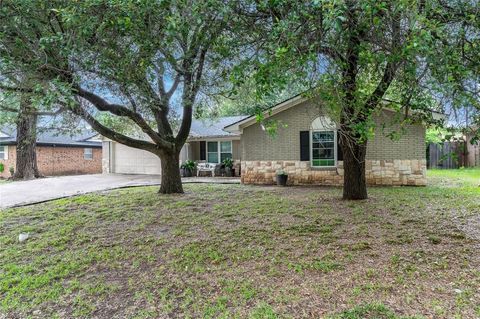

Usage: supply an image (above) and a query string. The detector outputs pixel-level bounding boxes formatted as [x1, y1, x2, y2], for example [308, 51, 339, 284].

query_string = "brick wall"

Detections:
[241, 99, 426, 161]
[0, 145, 16, 178]
[0, 145, 102, 178]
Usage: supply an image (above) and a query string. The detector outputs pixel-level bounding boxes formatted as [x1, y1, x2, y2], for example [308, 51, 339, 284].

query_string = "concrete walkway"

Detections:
[0, 174, 240, 209]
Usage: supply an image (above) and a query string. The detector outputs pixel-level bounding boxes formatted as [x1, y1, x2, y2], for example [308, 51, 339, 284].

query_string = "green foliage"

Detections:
[330, 303, 422, 319]
[222, 158, 233, 169]
[240, 0, 479, 142]
[0, 163, 4, 173]
[181, 160, 196, 171]
[426, 128, 448, 145]
[0, 0, 248, 175]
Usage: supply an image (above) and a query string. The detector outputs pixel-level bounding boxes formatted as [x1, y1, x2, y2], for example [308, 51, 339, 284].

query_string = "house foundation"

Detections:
[241, 159, 427, 186]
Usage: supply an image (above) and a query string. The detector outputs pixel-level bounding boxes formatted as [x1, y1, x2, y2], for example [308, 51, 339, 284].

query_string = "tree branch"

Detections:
[75, 86, 172, 148]
[0, 83, 34, 93]
[70, 101, 160, 153]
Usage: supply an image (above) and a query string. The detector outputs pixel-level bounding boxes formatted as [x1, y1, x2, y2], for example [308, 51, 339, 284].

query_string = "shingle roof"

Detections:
[0, 127, 102, 147]
[189, 116, 248, 139]
[0, 116, 248, 146]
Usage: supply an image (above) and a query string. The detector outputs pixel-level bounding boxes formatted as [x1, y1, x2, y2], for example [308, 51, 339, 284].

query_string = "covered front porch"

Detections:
[180, 137, 242, 177]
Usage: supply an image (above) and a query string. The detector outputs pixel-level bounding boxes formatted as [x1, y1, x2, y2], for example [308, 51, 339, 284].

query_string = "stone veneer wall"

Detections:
[241, 159, 427, 186]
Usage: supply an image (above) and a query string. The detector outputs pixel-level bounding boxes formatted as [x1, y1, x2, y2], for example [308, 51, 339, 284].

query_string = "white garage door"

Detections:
[112, 142, 161, 175]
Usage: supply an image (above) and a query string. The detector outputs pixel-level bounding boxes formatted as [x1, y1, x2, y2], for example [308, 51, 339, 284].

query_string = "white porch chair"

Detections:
[196, 162, 216, 177]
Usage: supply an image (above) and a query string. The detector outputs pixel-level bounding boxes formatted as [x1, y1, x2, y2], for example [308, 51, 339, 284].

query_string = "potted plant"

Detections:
[180, 163, 187, 177]
[222, 158, 234, 177]
[276, 170, 288, 186]
[182, 160, 196, 177]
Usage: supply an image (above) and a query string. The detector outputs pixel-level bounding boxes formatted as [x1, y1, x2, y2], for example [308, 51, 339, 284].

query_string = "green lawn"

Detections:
[1, 170, 479, 318]
[428, 168, 480, 187]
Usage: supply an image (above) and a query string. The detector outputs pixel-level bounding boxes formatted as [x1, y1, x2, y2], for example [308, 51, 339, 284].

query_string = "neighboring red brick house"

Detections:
[0, 129, 102, 179]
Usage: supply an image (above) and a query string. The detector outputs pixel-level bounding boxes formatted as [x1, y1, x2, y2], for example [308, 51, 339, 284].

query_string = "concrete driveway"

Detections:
[0, 174, 161, 209]
[0, 174, 240, 209]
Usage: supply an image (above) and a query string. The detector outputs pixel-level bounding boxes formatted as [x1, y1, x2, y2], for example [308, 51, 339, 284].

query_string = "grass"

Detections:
[0, 169, 479, 318]
[428, 167, 480, 187]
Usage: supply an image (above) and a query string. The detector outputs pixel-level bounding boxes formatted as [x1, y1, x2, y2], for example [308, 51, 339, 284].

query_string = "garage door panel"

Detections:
[112, 143, 161, 175]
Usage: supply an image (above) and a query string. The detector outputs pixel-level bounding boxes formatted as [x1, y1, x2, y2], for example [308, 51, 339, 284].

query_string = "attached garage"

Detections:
[100, 116, 247, 175]
[107, 142, 161, 175]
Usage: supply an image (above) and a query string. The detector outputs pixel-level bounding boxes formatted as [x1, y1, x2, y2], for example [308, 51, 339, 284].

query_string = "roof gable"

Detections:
[224, 94, 308, 133]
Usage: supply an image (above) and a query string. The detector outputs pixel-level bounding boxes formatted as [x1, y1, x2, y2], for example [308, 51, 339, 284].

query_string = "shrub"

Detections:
[182, 160, 196, 171]
[0, 163, 4, 173]
[222, 158, 233, 169]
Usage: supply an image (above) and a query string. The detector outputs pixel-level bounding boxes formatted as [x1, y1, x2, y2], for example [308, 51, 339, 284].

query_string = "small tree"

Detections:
[0, 0, 241, 193]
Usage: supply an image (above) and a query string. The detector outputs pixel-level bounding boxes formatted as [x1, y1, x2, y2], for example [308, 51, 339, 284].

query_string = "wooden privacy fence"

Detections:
[428, 142, 466, 169]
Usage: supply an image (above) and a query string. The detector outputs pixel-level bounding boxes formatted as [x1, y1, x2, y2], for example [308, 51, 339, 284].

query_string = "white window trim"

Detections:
[0, 145, 7, 160]
[310, 129, 337, 168]
[206, 140, 233, 163]
[310, 129, 338, 168]
[84, 148, 93, 160]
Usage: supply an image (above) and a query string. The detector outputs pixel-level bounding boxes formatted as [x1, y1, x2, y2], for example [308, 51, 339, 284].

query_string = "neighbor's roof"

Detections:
[189, 116, 248, 139]
[0, 127, 102, 147]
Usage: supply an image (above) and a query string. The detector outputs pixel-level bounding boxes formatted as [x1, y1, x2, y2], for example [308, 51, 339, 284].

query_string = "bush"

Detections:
[222, 158, 233, 169]
[182, 160, 196, 171]
[0, 163, 4, 173]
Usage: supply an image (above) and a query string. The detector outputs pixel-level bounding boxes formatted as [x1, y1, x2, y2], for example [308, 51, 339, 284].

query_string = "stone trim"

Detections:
[241, 159, 426, 186]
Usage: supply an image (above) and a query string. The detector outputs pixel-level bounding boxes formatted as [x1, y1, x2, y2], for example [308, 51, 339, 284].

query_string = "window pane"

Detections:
[313, 131, 334, 142]
[313, 159, 335, 166]
[220, 153, 232, 162]
[84, 148, 93, 159]
[321, 142, 334, 148]
[220, 141, 231, 152]
[318, 148, 333, 158]
[311, 130, 335, 167]
[207, 142, 218, 152]
[208, 152, 218, 163]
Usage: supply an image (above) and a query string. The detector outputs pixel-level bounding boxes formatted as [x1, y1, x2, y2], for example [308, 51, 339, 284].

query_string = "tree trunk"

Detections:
[340, 132, 368, 200]
[159, 150, 183, 194]
[13, 99, 40, 180]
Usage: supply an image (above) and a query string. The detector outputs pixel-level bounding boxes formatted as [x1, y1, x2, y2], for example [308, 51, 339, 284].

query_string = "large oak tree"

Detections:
[240, 0, 479, 199]
[0, 0, 242, 193]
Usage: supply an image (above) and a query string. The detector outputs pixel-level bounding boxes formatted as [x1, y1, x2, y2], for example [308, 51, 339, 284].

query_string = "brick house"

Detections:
[103, 94, 441, 186]
[223, 94, 443, 186]
[102, 116, 246, 175]
[0, 129, 102, 179]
